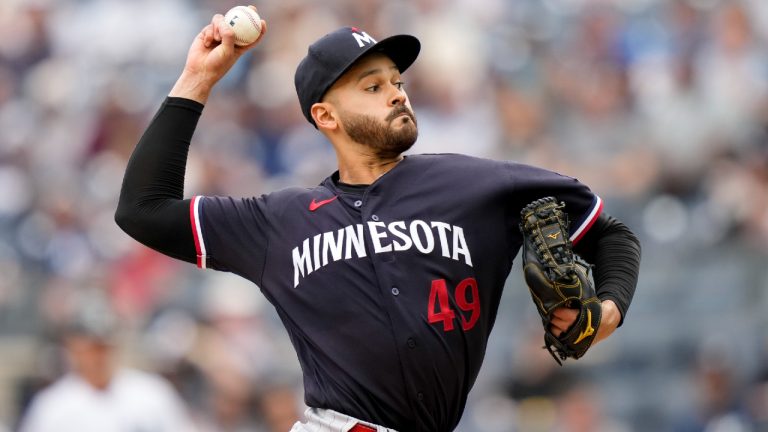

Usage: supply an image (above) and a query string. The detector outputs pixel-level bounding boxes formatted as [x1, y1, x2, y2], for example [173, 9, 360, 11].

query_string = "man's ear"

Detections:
[311, 102, 338, 131]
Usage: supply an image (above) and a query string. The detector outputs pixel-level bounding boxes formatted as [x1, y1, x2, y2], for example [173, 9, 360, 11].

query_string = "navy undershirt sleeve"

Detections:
[115, 97, 204, 263]
[573, 212, 641, 325]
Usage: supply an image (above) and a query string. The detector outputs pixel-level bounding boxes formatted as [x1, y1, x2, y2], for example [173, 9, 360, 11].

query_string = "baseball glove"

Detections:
[519, 197, 601, 364]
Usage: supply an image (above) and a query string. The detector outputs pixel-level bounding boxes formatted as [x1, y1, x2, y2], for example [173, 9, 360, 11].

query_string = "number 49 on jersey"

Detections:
[427, 278, 480, 332]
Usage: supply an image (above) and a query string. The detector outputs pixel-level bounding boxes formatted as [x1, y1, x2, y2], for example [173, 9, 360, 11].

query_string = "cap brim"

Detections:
[322, 34, 420, 99]
[369, 34, 421, 75]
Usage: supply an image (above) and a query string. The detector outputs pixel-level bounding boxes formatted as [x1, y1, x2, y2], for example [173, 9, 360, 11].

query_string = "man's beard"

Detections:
[340, 105, 418, 159]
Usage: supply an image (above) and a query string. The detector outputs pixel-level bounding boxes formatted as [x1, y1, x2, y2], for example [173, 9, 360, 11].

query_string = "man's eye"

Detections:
[366, 85, 380, 92]
[395, 81, 405, 90]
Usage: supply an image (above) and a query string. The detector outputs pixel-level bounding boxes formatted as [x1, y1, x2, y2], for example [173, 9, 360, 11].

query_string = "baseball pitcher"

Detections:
[116, 6, 641, 432]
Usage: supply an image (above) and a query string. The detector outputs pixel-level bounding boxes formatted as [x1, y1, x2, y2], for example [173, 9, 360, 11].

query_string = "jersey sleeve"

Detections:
[507, 162, 603, 245]
[190, 195, 271, 283]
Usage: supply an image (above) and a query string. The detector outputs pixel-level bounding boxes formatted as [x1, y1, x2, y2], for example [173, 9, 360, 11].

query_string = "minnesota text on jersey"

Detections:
[292, 220, 473, 287]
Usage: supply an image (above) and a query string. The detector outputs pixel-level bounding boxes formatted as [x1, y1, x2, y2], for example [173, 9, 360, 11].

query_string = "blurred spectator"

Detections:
[746, 370, 768, 430]
[254, 381, 302, 432]
[672, 344, 753, 432]
[498, 327, 629, 432]
[552, 383, 630, 432]
[16, 295, 197, 432]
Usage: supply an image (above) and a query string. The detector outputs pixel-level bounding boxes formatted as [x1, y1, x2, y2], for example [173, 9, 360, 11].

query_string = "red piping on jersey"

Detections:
[571, 196, 603, 246]
[189, 196, 204, 268]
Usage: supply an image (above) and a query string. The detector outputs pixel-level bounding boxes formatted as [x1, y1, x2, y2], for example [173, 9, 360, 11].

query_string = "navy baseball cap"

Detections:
[294, 26, 421, 126]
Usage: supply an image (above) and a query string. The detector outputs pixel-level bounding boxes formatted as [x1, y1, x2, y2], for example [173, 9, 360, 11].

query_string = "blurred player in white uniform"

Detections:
[18, 299, 197, 432]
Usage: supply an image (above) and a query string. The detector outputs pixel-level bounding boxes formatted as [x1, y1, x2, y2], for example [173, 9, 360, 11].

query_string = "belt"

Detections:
[349, 424, 377, 432]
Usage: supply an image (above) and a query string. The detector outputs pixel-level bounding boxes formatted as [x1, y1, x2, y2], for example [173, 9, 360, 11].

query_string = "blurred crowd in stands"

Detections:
[1, 0, 768, 430]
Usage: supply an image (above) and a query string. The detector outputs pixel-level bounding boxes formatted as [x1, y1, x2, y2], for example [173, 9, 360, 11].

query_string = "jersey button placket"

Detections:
[391, 287, 399, 296]
[354, 200, 363, 208]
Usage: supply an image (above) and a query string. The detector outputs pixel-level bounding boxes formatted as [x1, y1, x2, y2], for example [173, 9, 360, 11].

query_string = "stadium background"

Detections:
[1, 0, 767, 430]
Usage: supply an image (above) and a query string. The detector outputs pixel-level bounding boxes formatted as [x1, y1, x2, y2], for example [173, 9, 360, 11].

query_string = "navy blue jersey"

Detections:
[189, 153, 602, 431]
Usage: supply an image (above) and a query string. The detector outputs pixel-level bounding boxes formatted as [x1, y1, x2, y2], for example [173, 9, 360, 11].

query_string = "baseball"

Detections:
[224, 6, 262, 46]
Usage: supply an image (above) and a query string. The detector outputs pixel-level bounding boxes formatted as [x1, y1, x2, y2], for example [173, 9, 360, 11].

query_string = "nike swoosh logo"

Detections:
[309, 196, 338, 212]
[574, 309, 595, 344]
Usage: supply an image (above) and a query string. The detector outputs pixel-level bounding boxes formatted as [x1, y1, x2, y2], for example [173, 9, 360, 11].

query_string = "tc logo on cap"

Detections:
[352, 30, 377, 48]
